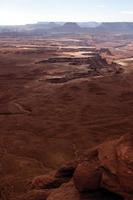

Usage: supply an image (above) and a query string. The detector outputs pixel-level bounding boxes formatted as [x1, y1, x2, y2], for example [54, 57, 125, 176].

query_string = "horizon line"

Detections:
[0, 21, 133, 26]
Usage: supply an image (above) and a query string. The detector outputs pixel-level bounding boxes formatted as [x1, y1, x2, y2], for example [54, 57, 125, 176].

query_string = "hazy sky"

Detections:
[0, 0, 133, 25]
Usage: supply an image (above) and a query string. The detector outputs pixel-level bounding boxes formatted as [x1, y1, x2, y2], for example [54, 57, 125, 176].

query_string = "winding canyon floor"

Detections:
[0, 35, 133, 198]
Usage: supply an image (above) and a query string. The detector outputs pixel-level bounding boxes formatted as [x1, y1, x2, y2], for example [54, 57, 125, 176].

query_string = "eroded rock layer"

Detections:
[16, 134, 133, 200]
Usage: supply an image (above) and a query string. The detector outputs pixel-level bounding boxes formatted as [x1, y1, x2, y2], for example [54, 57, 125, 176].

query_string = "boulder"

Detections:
[74, 161, 102, 192]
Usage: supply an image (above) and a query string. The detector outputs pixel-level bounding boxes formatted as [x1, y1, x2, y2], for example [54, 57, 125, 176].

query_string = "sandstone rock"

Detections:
[74, 161, 102, 192]
[27, 134, 132, 200]
[116, 134, 133, 193]
[31, 174, 63, 189]
[74, 134, 133, 200]
[31, 168, 72, 190]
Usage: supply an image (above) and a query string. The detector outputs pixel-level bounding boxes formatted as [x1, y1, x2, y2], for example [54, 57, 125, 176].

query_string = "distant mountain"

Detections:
[63, 22, 80, 28]
[35, 22, 101, 28]
[78, 22, 101, 28]
[61, 22, 81, 31]
[50, 22, 84, 33]
[99, 22, 133, 32]
[24, 22, 60, 30]
[0, 22, 133, 35]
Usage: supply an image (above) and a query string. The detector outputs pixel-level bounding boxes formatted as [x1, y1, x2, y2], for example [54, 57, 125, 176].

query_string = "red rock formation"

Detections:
[18, 134, 133, 200]
[31, 161, 77, 190]
[74, 134, 133, 200]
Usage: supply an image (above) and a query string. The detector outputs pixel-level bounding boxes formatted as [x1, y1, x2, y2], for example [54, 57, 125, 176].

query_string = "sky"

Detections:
[0, 0, 133, 25]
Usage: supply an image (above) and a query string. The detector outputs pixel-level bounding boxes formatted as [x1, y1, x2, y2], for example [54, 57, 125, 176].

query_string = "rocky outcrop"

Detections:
[31, 161, 77, 190]
[37, 53, 110, 67]
[37, 57, 90, 64]
[74, 134, 133, 200]
[18, 134, 133, 200]
[39, 53, 122, 84]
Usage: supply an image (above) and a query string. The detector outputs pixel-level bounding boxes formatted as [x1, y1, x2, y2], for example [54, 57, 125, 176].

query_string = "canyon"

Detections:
[0, 31, 132, 199]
